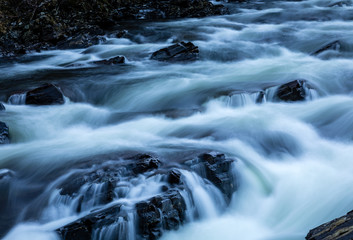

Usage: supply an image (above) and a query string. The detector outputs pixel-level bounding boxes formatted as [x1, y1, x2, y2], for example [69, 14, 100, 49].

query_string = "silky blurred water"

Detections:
[1, 0, 353, 239]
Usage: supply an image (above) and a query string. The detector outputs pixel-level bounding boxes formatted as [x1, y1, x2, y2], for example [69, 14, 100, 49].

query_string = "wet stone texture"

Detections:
[306, 211, 353, 240]
[56, 152, 237, 240]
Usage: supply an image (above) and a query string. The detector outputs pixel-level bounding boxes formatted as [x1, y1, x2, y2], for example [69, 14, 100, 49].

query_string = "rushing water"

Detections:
[2, 0, 353, 239]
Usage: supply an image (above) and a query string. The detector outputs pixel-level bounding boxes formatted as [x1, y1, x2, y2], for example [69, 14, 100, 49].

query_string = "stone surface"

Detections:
[55, 151, 237, 240]
[0, 103, 4, 111]
[136, 190, 186, 240]
[151, 42, 199, 62]
[275, 80, 307, 102]
[93, 56, 125, 65]
[0, 122, 9, 144]
[185, 152, 236, 201]
[306, 211, 353, 240]
[25, 84, 64, 105]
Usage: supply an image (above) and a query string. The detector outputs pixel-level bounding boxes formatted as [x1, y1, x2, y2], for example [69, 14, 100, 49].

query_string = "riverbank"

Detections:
[0, 0, 227, 56]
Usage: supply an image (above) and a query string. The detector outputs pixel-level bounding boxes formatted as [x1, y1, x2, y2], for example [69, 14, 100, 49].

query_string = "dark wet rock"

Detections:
[136, 190, 186, 240]
[185, 152, 236, 201]
[151, 42, 199, 62]
[306, 210, 353, 240]
[57, 190, 186, 240]
[0, 103, 4, 111]
[311, 40, 342, 56]
[93, 56, 125, 65]
[55, 151, 236, 240]
[168, 169, 182, 185]
[0, 122, 10, 145]
[57, 33, 105, 50]
[275, 80, 307, 102]
[57, 154, 160, 211]
[25, 84, 64, 105]
[57, 203, 124, 240]
[132, 154, 161, 175]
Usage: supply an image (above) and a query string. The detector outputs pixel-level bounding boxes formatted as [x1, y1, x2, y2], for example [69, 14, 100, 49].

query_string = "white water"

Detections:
[1, 0, 353, 239]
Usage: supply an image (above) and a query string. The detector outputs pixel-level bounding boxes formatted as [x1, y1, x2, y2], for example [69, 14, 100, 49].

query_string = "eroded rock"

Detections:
[25, 84, 64, 105]
[185, 152, 236, 201]
[93, 56, 125, 65]
[306, 210, 353, 240]
[0, 122, 10, 144]
[136, 190, 186, 240]
[151, 42, 199, 62]
[275, 80, 307, 102]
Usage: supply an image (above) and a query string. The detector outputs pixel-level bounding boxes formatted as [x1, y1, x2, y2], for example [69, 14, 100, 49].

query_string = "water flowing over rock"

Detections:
[53, 152, 236, 240]
[306, 211, 353, 240]
[0, 122, 10, 144]
[311, 40, 342, 56]
[151, 42, 199, 62]
[185, 152, 236, 202]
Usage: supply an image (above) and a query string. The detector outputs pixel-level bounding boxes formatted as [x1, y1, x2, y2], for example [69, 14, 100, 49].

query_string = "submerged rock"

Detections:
[0, 103, 4, 111]
[275, 80, 307, 102]
[151, 42, 199, 62]
[306, 210, 353, 240]
[93, 56, 125, 65]
[25, 84, 64, 105]
[0, 122, 10, 144]
[311, 40, 342, 56]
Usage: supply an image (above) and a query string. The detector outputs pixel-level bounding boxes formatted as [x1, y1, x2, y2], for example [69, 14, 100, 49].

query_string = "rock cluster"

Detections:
[55, 152, 237, 240]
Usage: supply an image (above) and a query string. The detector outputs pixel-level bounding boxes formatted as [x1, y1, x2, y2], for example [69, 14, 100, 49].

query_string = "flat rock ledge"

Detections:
[306, 211, 353, 240]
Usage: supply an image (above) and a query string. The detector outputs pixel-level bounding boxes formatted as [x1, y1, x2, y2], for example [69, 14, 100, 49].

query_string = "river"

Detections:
[1, 0, 353, 239]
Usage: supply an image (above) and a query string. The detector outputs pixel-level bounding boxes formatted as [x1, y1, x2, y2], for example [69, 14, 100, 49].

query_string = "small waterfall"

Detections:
[8, 93, 26, 105]
[217, 92, 265, 108]
[180, 170, 226, 219]
[92, 211, 135, 240]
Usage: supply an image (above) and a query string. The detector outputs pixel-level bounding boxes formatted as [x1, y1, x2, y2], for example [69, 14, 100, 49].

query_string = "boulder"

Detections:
[132, 154, 161, 175]
[306, 210, 353, 240]
[275, 80, 307, 102]
[93, 56, 125, 65]
[0, 122, 10, 144]
[0, 103, 4, 111]
[311, 40, 341, 56]
[136, 190, 186, 240]
[25, 84, 64, 105]
[151, 42, 199, 62]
